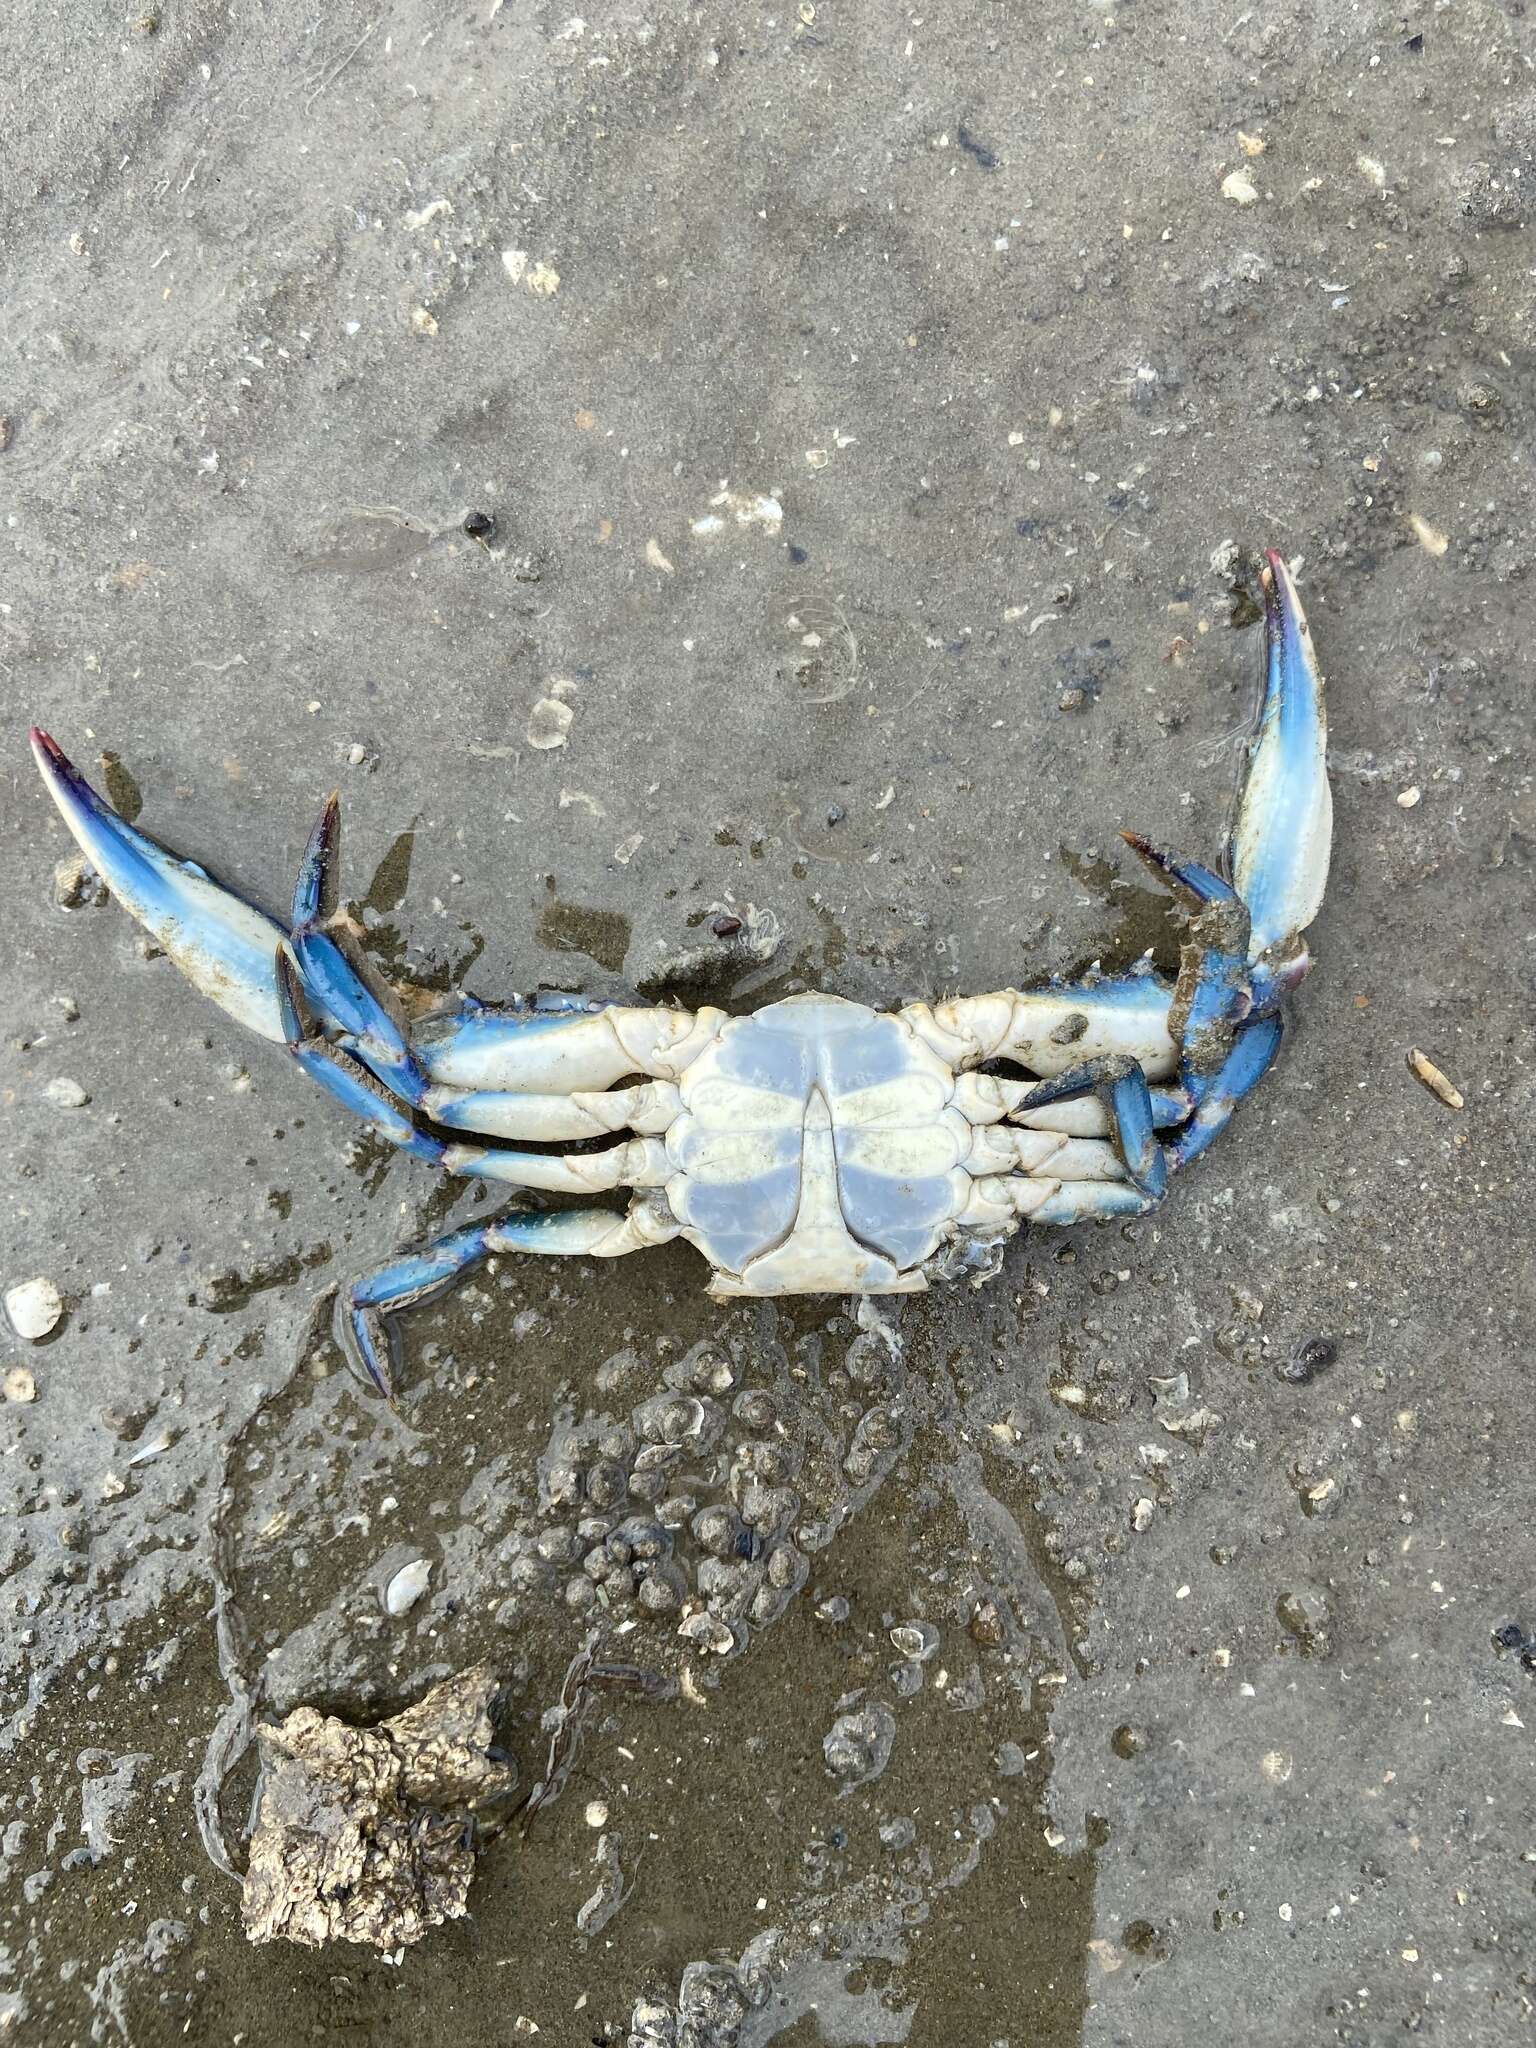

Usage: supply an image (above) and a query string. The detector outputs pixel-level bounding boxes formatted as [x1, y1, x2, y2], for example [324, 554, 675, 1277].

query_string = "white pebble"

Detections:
[1397, 785, 1422, 809]
[1221, 168, 1259, 206]
[584, 1800, 609, 1828]
[45, 1077, 89, 1109]
[5, 1277, 63, 1341]
[4, 1366, 37, 1403]
[384, 1558, 431, 1616]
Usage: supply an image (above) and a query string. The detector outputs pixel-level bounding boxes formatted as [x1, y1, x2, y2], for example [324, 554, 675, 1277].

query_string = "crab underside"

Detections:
[32, 551, 1330, 1399]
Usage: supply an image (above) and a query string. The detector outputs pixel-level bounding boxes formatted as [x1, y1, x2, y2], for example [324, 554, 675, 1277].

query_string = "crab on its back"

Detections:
[30, 551, 1332, 1400]
[669, 993, 965, 1295]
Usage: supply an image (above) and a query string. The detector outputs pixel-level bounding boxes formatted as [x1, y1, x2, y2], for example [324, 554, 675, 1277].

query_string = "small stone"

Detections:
[45, 1077, 89, 1109]
[584, 1800, 609, 1829]
[384, 1559, 432, 1617]
[1260, 1749, 1293, 1783]
[53, 994, 80, 1021]
[5, 1277, 63, 1341]
[463, 509, 496, 541]
[1277, 1586, 1333, 1656]
[1221, 168, 1259, 205]
[1111, 1724, 1149, 1759]
[4, 1366, 37, 1403]
[969, 1600, 1006, 1648]
[1396, 785, 1421, 809]
[1279, 1335, 1336, 1385]
[1130, 1497, 1155, 1532]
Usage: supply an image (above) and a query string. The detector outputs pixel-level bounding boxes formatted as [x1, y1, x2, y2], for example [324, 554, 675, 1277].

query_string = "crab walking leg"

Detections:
[952, 1071, 1197, 1139]
[1017, 1013, 1285, 1224]
[343, 1200, 679, 1400]
[276, 954, 670, 1193]
[31, 730, 291, 1042]
[905, 975, 1182, 1082]
[413, 1001, 725, 1094]
[1234, 551, 1331, 971]
[424, 1080, 683, 1143]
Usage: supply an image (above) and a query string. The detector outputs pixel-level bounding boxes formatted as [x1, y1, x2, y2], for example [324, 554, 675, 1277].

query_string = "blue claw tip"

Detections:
[1121, 832, 1237, 909]
[293, 792, 341, 929]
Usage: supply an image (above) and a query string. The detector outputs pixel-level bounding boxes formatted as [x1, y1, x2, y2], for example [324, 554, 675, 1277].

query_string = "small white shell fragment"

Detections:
[677, 1611, 735, 1654]
[1355, 153, 1387, 188]
[402, 198, 452, 231]
[644, 537, 675, 574]
[501, 249, 560, 295]
[5, 1276, 63, 1341]
[4, 1366, 37, 1403]
[584, 1800, 609, 1828]
[409, 305, 439, 336]
[527, 696, 574, 751]
[1260, 1749, 1294, 1783]
[45, 1077, 89, 1109]
[1406, 1048, 1463, 1111]
[1221, 168, 1259, 205]
[890, 1620, 939, 1662]
[1396, 785, 1421, 809]
[1131, 1497, 1155, 1532]
[384, 1558, 432, 1617]
[692, 490, 782, 535]
[1408, 513, 1448, 557]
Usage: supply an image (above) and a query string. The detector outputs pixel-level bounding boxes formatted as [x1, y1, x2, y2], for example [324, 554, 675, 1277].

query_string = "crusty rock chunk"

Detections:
[242, 1664, 516, 1950]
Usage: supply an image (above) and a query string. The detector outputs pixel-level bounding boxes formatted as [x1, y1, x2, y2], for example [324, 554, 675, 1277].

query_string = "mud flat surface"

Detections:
[2, 3, 1533, 2043]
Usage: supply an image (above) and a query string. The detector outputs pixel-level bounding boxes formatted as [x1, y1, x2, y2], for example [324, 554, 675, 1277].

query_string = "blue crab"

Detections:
[31, 552, 1329, 1401]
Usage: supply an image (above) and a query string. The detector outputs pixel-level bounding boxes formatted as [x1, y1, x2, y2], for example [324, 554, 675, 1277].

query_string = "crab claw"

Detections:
[31, 730, 289, 1042]
[286, 791, 429, 1101]
[1230, 552, 1331, 967]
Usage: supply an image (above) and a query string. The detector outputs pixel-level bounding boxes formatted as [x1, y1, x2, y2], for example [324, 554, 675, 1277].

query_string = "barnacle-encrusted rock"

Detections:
[241, 1664, 516, 1950]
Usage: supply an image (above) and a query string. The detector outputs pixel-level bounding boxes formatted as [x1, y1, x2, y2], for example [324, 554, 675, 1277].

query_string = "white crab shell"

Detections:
[664, 993, 971, 1296]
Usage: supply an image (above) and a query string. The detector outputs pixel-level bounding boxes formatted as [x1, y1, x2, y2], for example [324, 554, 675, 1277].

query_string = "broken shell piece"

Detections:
[1406, 1048, 1463, 1111]
[527, 695, 573, 751]
[677, 1611, 736, 1655]
[890, 1621, 939, 1661]
[4, 1276, 63, 1341]
[385, 1557, 432, 1616]
[242, 1665, 516, 1950]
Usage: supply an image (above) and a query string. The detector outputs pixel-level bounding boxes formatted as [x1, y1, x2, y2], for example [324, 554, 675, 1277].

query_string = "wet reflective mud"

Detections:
[8, 1241, 1107, 2045]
